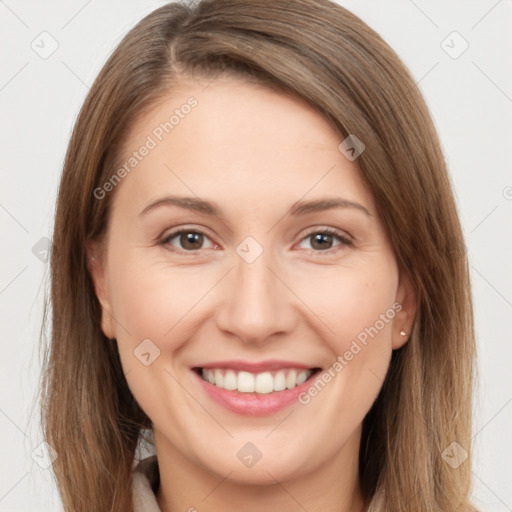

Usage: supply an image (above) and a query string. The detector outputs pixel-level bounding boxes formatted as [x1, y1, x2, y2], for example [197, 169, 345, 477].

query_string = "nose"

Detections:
[214, 244, 297, 346]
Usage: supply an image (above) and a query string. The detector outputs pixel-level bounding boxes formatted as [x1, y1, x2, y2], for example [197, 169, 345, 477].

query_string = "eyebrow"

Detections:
[139, 195, 371, 218]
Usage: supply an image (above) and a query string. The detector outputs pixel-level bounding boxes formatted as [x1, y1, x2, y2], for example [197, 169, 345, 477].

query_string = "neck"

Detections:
[154, 427, 365, 512]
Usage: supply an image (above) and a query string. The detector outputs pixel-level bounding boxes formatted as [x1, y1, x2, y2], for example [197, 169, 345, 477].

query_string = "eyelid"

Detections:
[299, 225, 353, 242]
[158, 224, 214, 241]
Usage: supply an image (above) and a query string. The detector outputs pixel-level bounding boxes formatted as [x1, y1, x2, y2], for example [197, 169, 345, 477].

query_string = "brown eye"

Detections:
[310, 233, 335, 250]
[162, 230, 215, 252]
[298, 228, 353, 253]
[180, 232, 204, 250]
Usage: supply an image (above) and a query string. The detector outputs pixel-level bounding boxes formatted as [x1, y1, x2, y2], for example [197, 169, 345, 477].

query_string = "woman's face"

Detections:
[89, 77, 414, 484]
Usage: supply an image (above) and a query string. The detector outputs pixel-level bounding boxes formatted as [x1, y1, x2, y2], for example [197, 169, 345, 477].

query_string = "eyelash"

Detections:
[159, 227, 353, 256]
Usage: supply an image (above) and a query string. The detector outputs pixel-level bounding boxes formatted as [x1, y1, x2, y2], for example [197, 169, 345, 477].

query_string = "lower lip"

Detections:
[193, 370, 319, 416]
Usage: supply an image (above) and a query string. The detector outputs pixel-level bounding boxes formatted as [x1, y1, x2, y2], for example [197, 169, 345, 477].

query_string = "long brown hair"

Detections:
[41, 0, 478, 510]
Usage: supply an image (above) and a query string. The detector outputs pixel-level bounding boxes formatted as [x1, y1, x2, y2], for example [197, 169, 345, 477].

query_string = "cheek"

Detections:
[105, 255, 209, 426]
[292, 260, 399, 353]
[292, 269, 398, 432]
[107, 253, 216, 343]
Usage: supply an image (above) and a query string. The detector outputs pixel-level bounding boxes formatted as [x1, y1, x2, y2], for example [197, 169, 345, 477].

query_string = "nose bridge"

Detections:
[215, 238, 294, 344]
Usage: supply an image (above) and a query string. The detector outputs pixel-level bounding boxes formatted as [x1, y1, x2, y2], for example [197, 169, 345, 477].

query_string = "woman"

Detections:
[41, 0, 478, 510]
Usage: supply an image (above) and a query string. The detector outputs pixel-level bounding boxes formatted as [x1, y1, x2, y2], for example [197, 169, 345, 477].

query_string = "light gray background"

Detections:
[1, 1, 511, 510]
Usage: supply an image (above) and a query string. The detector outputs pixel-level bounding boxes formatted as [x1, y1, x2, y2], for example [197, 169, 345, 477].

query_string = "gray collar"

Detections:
[132, 455, 161, 512]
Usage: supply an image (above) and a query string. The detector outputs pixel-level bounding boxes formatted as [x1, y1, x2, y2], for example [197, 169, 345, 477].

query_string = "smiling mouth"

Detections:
[193, 367, 321, 394]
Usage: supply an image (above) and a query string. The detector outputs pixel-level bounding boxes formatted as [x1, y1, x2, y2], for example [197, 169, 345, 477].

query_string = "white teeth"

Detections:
[286, 369, 297, 389]
[214, 369, 224, 388]
[274, 370, 287, 391]
[296, 370, 309, 385]
[255, 372, 274, 394]
[237, 371, 255, 392]
[223, 370, 237, 390]
[200, 368, 314, 393]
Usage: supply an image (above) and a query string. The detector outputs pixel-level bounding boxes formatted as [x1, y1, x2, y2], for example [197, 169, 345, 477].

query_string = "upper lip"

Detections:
[193, 360, 320, 373]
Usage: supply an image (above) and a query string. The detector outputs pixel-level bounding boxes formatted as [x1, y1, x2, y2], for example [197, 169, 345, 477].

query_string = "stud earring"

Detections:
[400, 330, 407, 337]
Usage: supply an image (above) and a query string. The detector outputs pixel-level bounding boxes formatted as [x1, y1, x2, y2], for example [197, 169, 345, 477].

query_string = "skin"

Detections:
[88, 77, 416, 512]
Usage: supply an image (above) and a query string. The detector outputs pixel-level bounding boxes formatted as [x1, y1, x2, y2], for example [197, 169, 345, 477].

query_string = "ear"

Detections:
[392, 269, 417, 350]
[86, 241, 116, 339]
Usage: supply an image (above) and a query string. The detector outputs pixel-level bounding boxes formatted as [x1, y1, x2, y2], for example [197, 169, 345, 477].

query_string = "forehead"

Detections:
[111, 77, 374, 217]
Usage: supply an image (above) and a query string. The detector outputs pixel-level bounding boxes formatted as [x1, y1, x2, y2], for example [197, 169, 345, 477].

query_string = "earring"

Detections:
[400, 330, 407, 337]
